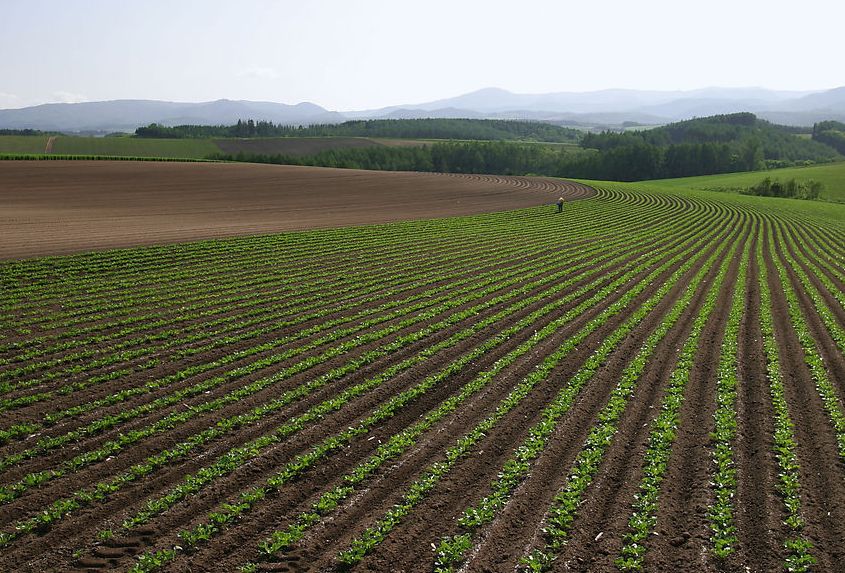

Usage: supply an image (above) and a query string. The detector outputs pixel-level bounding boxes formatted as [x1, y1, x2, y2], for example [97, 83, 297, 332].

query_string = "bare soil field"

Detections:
[0, 161, 586, 259]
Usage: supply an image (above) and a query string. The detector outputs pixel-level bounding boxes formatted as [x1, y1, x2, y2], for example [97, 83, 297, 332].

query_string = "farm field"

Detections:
[0, 161, 585, 259]
[0, 136, 220, 159]
[0, 135, 51, 154]
[0, 134, 578, 163]
[0, 166, 844, 573]
[0, 135, 430, 161]
[49, 137, 221, 159]
[213, 137, 428, 157]
[646, 161, 845, 203]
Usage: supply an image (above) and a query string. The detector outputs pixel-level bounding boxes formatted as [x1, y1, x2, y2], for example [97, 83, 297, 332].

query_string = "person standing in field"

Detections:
[556, 197, 564, 213]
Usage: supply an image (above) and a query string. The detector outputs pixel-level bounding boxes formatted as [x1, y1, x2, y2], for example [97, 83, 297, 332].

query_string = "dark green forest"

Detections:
[580, 113, 839, 177]
[812, 120, 845, 155]
[210, 114, 842, 182]
[0, 129, 54, 135]
[208, 140, 758, 182]
[135, 118, 581, 143]
[210, 141, 576, 176]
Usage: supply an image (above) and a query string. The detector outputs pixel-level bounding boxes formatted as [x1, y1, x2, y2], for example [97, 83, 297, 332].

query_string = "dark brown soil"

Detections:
[0, 161, 587, 259]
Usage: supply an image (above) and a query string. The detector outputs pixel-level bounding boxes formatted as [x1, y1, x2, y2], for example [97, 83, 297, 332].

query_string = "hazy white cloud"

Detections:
[51, 91, 88, 104]
[0, 92, 23, 109]
[238, 66, 279, 80]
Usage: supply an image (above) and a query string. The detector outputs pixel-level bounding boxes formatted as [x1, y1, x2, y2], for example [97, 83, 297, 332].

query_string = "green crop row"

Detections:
[449, 217, 740, 573]
[0, 224, 539, 377]
[0, 195, 688, 477]
[115, 231, 652, 534]
[2, 203, 573, 340]
[757, 223, 815, 572]
[769, 224, 845, 461]
[252, 218, 720, 563]
[126, 198, 729, 572]
[0, 199, 651, 395]
[0, 249, 600, 496]
[708, 231, 752, 558]
[614, 225, 743, 570]
[342, 215, 736, 570]
[776, 224, 845, 355]
[0, 228, 581, 419]
[783, 223, 845, 308]
[1, 211, 670, 546]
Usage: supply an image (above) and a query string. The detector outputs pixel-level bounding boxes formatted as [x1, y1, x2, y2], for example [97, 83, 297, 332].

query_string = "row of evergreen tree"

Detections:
[135, 118, 580, 142]
[0, 129, 56, 136]
[209, 138, 777, 182]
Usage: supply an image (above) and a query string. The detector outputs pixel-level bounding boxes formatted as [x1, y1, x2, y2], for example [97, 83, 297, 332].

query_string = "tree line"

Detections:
[209, 129, 837, 183]
[207, 139, 763, 182]
[582, 113, 839, 172]
[0, 129, 57, 136]
[153, 112, 840, 182]
[209, 141, 571, 176]
[812, 120, 845, 155]
[135, 118, 581, 142]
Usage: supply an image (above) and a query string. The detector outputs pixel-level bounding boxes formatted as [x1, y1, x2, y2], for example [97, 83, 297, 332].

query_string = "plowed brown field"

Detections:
[0, 169, 844, 573]
[0, 161, 587, 259]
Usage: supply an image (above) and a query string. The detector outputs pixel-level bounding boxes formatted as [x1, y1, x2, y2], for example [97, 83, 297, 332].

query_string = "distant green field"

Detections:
[50, 136, 220, 158]
[0, 135, 50, 154]
[644, 162, 845, 203]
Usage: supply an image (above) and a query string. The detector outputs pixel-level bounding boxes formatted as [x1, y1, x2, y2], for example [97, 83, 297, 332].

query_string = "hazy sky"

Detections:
[2, 0, 842, 110]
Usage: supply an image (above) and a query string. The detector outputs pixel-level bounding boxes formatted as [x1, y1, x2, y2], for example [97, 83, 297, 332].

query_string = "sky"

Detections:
[1, 0, 843, 111]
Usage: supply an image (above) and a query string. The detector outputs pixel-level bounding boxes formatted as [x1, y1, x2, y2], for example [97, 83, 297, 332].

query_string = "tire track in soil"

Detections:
[282, 220, 732, 573]
[7, 221, 656, 570]
[99, 236, 678, 573]
[732, 231, 783, 573]
[763, 223, 845, 572]
[484, 219, 747, 573]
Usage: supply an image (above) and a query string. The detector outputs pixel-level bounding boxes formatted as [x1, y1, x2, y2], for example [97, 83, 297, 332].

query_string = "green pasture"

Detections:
[0, 135, 50, 154]
[50, 137, 219, 158]
[643, 162, 845, 203]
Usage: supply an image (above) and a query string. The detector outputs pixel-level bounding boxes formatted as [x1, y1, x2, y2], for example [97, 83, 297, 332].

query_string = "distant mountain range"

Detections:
[349, 86, 845, 127]
[0, 99, 343, 133]
[2, 86, 845, 132]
